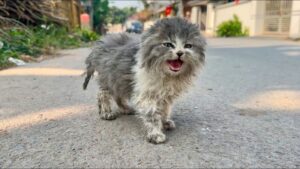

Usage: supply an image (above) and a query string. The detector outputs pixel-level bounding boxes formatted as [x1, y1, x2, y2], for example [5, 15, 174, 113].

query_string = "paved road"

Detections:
[0, 38, 300, 168]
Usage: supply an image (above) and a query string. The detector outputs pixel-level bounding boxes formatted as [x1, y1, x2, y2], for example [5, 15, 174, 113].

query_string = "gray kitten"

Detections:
[83, 17, 206, 144]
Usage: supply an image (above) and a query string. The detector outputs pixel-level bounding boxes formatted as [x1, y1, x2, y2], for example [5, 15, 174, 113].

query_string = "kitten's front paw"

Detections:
[100, 112, 118, 120]
[163, 120, 176, 130]
[147, 132, 166, 144]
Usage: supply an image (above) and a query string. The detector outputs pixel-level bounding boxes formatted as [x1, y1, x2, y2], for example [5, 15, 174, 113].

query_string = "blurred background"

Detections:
[1, 0, 300, 68]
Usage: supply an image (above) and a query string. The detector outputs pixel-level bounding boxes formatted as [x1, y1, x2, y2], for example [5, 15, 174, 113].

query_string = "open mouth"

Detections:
[167, 59, 183, 72]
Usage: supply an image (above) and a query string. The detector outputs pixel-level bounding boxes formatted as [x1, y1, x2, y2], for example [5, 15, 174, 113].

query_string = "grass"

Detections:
[0, 25, 99, 69]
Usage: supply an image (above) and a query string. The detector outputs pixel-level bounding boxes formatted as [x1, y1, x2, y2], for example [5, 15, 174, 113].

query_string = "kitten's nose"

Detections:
[176, 51, 184, 57]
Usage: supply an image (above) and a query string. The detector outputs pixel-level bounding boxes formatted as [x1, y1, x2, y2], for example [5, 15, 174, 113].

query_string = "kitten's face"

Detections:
[140, 17, 206, 77]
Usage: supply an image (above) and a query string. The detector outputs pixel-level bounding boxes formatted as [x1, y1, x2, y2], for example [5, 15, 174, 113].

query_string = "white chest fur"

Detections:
[131, 65, 192, 110]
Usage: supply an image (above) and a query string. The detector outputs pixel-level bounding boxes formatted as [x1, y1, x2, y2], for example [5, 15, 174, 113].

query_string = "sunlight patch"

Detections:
[0, 68, 84, 76]
[234, 90, 300, 112]
[0, 105, 89, 131]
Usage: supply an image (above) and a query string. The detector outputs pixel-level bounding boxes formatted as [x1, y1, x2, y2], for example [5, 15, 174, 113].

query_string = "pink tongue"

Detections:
[168, 59, 183, 70]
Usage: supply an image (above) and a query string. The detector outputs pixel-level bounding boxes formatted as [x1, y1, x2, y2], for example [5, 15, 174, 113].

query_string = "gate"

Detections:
[264, 0, 292, 35]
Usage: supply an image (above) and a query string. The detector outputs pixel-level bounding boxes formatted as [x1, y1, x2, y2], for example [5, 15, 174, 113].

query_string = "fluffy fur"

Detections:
[83, 17, 206, 144]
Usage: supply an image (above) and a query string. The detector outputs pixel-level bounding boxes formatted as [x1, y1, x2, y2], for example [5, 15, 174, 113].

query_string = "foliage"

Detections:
[140, 0, 149, 9]
[32, 25, 81, 51]
[76, 29, 99, 42]
[0, 42, 19, 68]
[92, 0, 109, 34]
[0, 25, 99, 68]
[216, 15, 249, 37]
[106, 7, 137, 24]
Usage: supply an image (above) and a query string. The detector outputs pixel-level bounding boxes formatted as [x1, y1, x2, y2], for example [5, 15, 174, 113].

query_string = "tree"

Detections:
[106, 7, 137, 24]
[92, 0, 109, 34]
[140, 0, 149, 9]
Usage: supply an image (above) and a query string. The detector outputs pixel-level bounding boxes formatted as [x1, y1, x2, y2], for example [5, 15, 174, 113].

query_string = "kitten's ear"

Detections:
[194, 35, 207, 49]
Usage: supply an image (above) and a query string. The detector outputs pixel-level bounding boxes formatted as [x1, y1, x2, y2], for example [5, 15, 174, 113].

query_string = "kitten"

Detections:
[83, 17, 206, 144]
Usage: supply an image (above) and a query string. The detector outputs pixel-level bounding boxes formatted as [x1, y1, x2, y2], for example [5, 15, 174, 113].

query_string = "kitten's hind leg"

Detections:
[115, 97, 135, 115]
[98, 89, 118, 120]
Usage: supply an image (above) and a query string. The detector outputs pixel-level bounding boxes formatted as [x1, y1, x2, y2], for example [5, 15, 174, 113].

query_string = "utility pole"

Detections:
[177, 0, 184, 17]
[89, 0, 94, 30]
[76, 0, 81, 28]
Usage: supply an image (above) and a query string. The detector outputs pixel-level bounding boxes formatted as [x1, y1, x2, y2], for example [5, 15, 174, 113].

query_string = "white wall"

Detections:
[107, 24, 123, 33]
[206, 0, 299, 38]
[289, 0, 300, 39]
[214, 1, 256, 36]
[251, 1, 265, 36]
[206, 0, 265, 36]
[205, 3, 215, 36]
[191, 6, 199, 24]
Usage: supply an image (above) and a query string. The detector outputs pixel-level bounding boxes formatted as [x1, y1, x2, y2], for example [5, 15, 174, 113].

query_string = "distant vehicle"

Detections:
[124, 20, 143, 34]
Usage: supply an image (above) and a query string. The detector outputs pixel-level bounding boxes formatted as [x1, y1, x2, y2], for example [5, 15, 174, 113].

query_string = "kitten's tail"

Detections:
[82, 56, 95, 90]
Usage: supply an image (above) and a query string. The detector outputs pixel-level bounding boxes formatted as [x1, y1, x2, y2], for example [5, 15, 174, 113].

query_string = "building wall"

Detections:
[205, 3, 215, 36]
[190, 6, 207, 31]
[206, 0, 298, 38]
[251, 1, 265, 36]
[190, 6, 200, 24]
[59, 0, 81, 29]
[206, 0, 267, 36]
[107, 24, 123, 33]
[214, 1, 255, 36]
[289, 0, 300, 39]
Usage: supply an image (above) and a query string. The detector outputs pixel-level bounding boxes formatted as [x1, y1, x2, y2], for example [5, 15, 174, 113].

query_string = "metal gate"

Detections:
[264, 0, 292, 35]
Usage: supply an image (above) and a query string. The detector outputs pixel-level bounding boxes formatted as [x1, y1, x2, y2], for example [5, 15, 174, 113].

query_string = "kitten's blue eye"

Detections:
[184, 44, 192, 48]
[163, 42, 174, 48]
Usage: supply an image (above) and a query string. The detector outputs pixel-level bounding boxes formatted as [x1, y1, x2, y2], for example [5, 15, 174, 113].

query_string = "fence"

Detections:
[55, 0, 81, 29]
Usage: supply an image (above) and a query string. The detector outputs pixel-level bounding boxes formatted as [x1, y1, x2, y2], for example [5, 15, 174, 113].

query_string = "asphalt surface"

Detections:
[0, 38, 300, 168]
